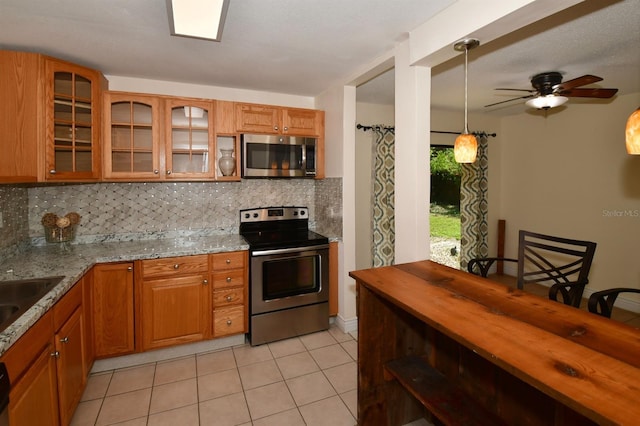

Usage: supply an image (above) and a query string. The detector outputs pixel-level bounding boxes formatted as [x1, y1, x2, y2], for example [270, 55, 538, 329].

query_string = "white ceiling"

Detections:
[1, 0, 638, 117]
[359, 0, 640, 115]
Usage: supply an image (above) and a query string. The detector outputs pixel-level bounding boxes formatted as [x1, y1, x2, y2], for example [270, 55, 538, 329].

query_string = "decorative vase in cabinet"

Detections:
[218, 149, 236, 176]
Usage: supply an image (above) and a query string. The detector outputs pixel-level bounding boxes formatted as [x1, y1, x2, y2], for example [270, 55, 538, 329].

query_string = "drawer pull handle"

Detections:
[60, 337, 69, 344]
[226, 319, 232, 325]
[226, 295, 233, 302]
[203, 279, 209, 285]
[51, 351, 60, 358]
[226, 259, 231, 264]
[226, 277, 232, 283]
[174, 264, 179, 269]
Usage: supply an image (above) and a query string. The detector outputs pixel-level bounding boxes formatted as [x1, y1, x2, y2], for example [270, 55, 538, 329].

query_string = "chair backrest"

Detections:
[517, 231, 597, 304]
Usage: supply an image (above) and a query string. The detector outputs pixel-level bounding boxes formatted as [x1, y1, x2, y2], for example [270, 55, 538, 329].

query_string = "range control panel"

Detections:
[240, 206, 308, 223]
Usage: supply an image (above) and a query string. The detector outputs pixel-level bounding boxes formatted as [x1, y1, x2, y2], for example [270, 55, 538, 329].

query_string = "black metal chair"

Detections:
[468, 230, 597, 307]
[588, 288, 640, 318]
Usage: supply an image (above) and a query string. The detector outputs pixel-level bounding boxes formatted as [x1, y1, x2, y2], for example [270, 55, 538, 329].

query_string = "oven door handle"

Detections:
[252, 244, 330, 257]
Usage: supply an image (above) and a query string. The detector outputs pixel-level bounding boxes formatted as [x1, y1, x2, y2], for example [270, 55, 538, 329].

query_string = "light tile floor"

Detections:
[72, 326, 358, 426]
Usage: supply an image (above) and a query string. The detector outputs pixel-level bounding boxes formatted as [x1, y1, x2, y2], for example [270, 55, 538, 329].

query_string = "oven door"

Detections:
[250, 244, 329, 315]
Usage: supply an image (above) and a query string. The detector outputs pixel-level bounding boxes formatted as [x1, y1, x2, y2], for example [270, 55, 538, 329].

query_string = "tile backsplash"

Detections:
[0, 178, 342, 253]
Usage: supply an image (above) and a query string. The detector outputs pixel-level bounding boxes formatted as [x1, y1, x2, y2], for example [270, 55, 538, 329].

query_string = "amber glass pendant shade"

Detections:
[626, 107, 640, 155]
[454, 133, 478, 163]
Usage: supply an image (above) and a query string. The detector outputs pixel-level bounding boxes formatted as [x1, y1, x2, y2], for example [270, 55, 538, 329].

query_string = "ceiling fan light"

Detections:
[454, 133, 478, 163]
[626, 107, 640, 155]
[525, 95, 568, 110]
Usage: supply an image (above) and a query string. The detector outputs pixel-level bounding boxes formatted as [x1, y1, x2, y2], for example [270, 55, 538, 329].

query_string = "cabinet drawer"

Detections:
[143, 255, 208, 278]
[211, 251, 246, 271]
[53, 281, 82, 331]
[213, 305, 245, 336]
[213, 288, 244, 307]
[212, 269, 245, 289]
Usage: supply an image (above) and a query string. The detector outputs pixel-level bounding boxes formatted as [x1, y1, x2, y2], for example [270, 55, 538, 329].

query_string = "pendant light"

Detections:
[626, 107, 640, 155]
[453, 38, 480, 163]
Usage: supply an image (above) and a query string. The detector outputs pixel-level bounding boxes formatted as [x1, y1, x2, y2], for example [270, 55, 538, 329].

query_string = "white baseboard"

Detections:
[332, 314, 358, 334]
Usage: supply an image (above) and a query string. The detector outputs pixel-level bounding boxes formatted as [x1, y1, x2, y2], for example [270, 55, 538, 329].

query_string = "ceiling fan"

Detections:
[485, 72, 618, 109]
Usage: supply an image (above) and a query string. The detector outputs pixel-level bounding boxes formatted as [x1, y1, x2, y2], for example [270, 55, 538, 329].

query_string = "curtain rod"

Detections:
[356, 123, 496, 138]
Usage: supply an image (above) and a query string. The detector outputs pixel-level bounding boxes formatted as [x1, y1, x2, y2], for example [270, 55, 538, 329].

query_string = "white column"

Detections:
[394, 39, 431, 263]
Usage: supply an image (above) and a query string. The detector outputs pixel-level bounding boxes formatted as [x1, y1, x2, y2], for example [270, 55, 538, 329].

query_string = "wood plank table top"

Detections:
[350, 260, 640, 425]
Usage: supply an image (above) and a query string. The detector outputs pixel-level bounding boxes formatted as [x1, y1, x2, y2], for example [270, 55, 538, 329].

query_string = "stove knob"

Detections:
[293, 211, 298, 216]
[253, 213, 259, 218]
[244, 213, 250, 219]
[300, 210, 306, 216]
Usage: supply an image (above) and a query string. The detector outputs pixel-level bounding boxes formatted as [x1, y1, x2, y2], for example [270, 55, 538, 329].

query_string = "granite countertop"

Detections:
[0, 233, 250, 356]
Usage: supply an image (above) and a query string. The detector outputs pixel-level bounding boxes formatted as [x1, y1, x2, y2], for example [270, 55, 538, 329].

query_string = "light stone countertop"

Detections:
[0, 233, 250, 356]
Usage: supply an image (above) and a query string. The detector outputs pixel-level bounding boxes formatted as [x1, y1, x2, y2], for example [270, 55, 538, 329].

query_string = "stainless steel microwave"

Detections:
[241, 134, 317, 178]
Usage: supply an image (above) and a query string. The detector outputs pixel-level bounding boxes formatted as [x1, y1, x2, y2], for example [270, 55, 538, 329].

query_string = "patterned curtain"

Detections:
[460, 134, 489, 269]
[371, 126, 395, 267]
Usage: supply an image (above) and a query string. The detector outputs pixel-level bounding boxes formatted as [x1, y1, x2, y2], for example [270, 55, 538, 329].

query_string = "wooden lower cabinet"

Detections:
[9, 339, 60, 426]
[211, 251, 248, 337]
[92, 262, 135, 357]
[3, 279, 88, 426]
[138, 255, 211, 351]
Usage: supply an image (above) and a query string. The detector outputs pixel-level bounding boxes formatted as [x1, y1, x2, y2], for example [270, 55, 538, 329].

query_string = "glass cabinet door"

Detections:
[46, 60, 102, 180]
[166, 100, 214, 178]
[104, 93, 161, 179]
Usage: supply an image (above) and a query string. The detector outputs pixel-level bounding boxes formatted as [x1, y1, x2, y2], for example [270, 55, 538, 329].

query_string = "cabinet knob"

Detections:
[203, 279, 208, 285]
[154, 170, 159, 174]
[226, 277, 232, 283]
[226, 319, 232, 325]
[49, 169, 57, 174]
[174, 264, 180, 269]
[127, 266, 133, 272]
[274, 126, 279, 131]
[284, 126, 288, 131]
[60, 337, 69, 344]
[226, 295, 233, 302]
[51, 351, 60, 358]
[226, 259, 231, 264]
[166, 170, 172, 175]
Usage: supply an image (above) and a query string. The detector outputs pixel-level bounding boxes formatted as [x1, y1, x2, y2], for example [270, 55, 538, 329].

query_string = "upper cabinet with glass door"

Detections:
[165, 99, 215, 180]
[103, 92, 162, 180]
[45, 58, 106, 181]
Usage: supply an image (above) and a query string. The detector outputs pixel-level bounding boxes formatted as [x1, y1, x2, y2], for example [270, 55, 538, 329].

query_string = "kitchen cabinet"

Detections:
[2, 311, 59, 426]
[138, 255, 211, 350]
[52, 283, 86, 426]
[0, 50, 106, 183]
[92, 262, 135, 357]
[2, 279, 88, 426]
[165, 98, 216, 180]
[46, 58, 105, 181]
[329, 241, 339, 316]
[211, 251, 248, 337]
[235, 103, 324, 137]
[102, 92, 163, 180]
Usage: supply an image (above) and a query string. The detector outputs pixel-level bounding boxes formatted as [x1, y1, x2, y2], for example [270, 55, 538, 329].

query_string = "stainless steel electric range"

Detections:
[239, 206, 330, 346]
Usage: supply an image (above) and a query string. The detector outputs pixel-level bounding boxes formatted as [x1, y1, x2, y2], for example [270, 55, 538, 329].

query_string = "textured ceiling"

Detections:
[0, 0, 453, 96]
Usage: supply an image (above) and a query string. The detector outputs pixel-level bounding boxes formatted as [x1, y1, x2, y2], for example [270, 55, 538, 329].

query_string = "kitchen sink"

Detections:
[0, 276, 64, 333]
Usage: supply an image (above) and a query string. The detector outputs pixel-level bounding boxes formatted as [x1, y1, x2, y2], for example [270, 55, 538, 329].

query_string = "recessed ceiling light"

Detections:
[167, 0, 229, 41]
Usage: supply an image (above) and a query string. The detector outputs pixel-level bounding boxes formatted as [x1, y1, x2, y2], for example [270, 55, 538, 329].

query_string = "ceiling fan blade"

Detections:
[559, 88, 618, 98]
[555, 74, 602, 91]
[484, 94, 535, 108]
[495, 88, 536, 92]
